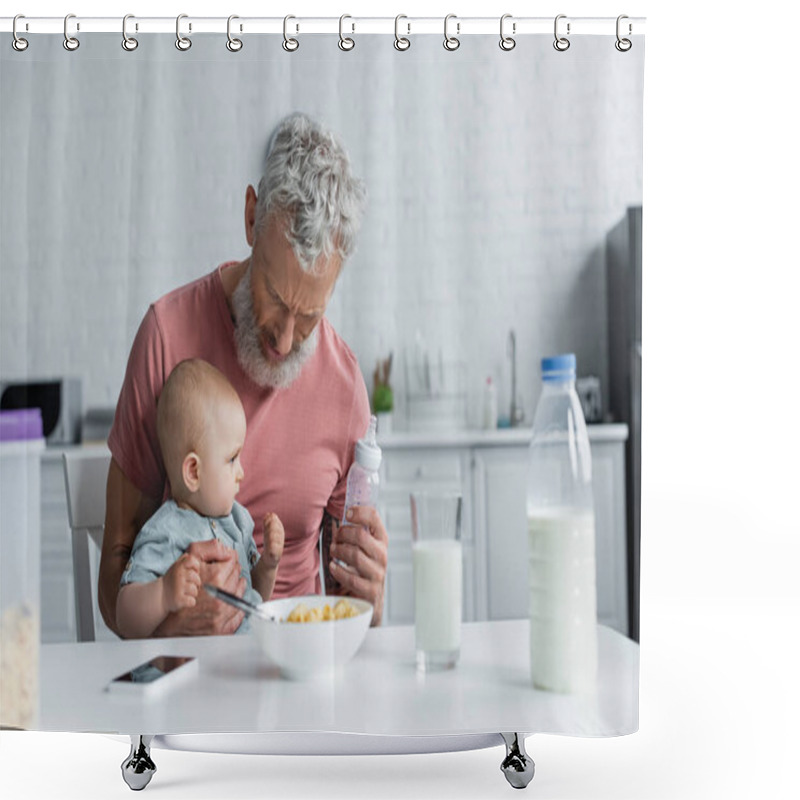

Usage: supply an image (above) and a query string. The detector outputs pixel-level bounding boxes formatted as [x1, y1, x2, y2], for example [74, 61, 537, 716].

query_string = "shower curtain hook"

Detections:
[63, 13, 80, 51]
[226, 15, 243, 52]
[553, 14, 570, 52]
[394, 15, 410, 51]
[122, 15, 138, 51]
[615, 15, 632, 52]
[443, 14, 460, 51]
[499, 14, 516, 51]
[12, 15, 29, 52]
[283, 15, 299, 52]
[175, 14, 192, 51]
[339, 14, 355, 51]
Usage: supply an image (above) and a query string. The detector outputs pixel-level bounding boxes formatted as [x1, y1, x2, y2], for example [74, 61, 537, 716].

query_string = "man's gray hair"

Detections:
[254, 113, 367, 273]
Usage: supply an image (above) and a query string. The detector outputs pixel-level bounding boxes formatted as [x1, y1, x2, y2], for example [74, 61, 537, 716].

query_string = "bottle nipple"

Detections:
[365, 414, 377, 446]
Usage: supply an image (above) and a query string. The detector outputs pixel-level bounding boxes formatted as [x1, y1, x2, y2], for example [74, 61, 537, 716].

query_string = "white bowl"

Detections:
[252, 595, 373, 680]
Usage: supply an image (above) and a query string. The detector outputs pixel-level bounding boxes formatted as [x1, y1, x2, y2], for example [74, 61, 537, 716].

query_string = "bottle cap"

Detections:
[355, 415, 382, 471]
[541, 354, 576, 381]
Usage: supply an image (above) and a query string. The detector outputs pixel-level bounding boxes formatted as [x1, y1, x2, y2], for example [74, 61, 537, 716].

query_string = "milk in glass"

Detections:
[409, 491, 463, 671]
[413, 539, 462, 655]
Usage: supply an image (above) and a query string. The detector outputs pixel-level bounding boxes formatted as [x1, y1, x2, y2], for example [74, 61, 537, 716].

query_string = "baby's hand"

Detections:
[163, 553, 201, 613]
[262, 512, 285, 570]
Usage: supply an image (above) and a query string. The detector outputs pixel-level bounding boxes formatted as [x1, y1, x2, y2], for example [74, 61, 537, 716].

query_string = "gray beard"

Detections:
[231, 265, 319, 390]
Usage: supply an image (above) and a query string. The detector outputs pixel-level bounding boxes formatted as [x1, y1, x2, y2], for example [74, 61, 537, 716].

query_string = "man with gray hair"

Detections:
[100, 113, 388, 635]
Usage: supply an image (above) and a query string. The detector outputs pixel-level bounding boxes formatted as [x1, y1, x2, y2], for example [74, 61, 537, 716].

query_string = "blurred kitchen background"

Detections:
[1, 34, 643, 641]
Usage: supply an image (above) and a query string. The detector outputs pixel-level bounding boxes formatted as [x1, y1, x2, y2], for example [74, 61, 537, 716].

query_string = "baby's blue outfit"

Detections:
[120, 499, 262, 634]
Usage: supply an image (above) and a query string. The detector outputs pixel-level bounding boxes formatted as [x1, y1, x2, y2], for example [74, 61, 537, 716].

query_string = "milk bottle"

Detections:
[526, 354, 598, 693]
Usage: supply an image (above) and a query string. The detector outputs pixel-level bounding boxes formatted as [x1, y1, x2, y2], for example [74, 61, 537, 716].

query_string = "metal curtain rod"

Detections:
[0, 15, 646, 36]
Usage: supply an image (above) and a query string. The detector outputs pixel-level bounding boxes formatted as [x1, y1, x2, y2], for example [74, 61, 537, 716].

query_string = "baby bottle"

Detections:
[338, 415, 382, 568]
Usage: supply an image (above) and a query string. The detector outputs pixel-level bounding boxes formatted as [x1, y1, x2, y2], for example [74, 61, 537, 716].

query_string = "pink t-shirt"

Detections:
[108, 263, 370, 598]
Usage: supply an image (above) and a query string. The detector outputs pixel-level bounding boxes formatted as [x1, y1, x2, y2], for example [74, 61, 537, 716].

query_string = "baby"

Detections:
[116, 358, 284, 638]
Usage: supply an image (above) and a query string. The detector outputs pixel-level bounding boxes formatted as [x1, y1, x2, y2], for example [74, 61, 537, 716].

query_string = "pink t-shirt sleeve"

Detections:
[324, 370, 371, 523]
[107, 305, 168, 501]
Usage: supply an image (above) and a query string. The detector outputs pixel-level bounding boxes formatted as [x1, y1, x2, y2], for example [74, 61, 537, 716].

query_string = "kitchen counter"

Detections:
[378, 423, 628, 449]
[40, 441, 109, 461]
[38, 424, 627, 458]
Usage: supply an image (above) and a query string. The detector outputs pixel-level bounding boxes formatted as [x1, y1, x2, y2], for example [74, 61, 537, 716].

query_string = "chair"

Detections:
[62, 448, 113, 642]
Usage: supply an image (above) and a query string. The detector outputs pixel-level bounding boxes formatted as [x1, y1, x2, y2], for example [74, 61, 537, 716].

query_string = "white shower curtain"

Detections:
[0, 11, 644, 784]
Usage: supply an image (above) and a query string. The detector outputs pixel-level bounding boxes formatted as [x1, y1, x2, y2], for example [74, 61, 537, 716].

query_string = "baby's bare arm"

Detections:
[116, 554, 201, 638]
[251, 558, 279, 602]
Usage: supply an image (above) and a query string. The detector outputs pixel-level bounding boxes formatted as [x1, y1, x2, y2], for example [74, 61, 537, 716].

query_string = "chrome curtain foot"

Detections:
[121, 734, 157, 791]
[500, 732, 535, 789]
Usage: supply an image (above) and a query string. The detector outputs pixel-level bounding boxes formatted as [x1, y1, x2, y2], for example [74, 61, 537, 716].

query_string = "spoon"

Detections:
[203, 584, 280, 622]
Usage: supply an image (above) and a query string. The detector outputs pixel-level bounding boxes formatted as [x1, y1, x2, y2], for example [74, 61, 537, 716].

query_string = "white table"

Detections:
[40, 620, 639, 789]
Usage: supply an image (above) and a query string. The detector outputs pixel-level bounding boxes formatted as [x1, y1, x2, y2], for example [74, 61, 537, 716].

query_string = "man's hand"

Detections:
[162, 552, 201, 613]
[153, 539, 246, 636]
[327, 506, 388, 626]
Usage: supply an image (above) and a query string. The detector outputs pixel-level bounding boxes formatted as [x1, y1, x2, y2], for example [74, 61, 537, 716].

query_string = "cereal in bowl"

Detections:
[286, 598, 360, 623]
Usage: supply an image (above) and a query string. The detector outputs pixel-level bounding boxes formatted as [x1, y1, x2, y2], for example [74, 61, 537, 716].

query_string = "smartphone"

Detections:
[106, 655, 198, 697]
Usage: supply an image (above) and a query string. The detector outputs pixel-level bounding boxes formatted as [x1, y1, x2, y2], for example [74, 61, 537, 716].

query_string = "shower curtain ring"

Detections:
[443, 14, 460, 51]
[122, 15, 138, 51]
[63, 14, 80, 51]
[339, 15, 355, 51]
[615, 15, 632, 52]
[394, 15, 410, 51]
[499, 14, 516, 51]
[553, 14, 570, 51]
[176, 14, 192, 51]
[283, 15, 299, 52]
[226, 15, 243, 52]
[12, 15, 29, 52]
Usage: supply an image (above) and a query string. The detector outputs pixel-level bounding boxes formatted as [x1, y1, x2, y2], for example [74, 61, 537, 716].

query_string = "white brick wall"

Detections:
[0, 34, 643, 429]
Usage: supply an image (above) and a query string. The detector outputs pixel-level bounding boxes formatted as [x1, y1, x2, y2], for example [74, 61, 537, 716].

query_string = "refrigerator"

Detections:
[606, 206, 642, 642]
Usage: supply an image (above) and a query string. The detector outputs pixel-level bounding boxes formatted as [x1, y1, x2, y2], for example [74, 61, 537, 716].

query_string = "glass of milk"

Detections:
[409, 491, 463, 672]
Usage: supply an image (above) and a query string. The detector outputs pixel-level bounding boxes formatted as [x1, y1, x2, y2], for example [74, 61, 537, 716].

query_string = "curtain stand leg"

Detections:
[500, 732, 535, 789]
[121, 734, 157, 790]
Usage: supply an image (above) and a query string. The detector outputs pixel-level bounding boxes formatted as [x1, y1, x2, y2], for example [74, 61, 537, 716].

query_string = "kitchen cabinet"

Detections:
[38, 428, 628, 642]
[379, 426, 629, 637]
[472, 439, 628, 634]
